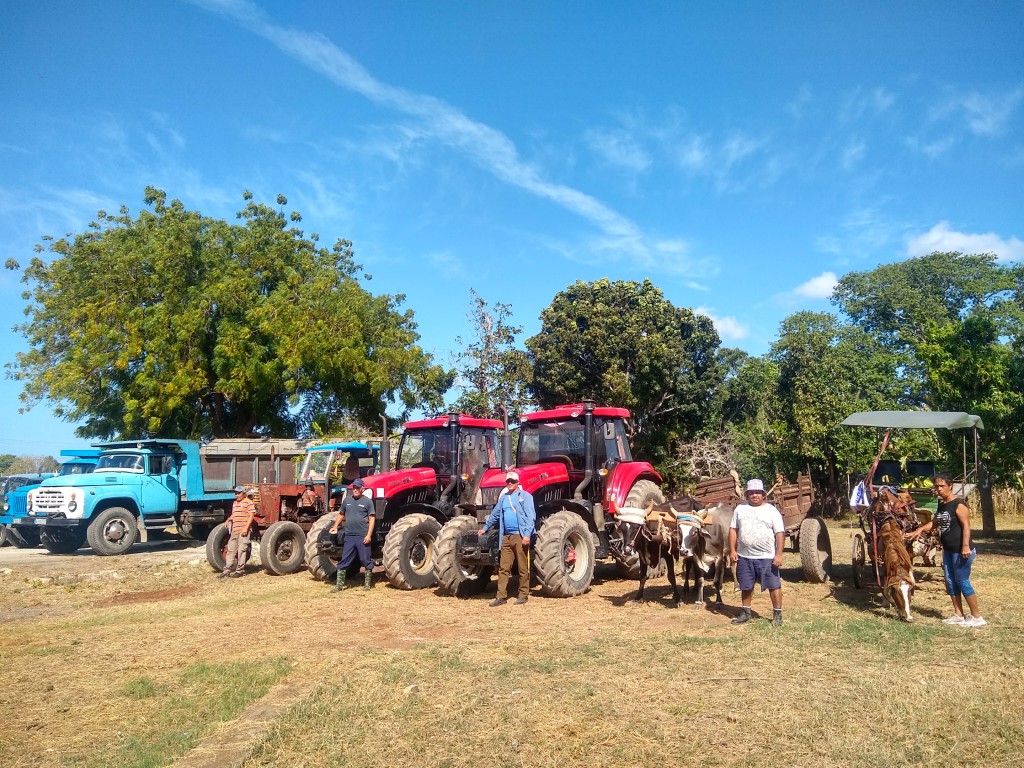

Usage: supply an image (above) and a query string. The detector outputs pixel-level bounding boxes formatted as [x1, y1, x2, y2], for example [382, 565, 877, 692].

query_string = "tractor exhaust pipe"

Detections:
[378, 413, 391, 473]
[498, 405, 513, 471]
[574, 400, 595, 500]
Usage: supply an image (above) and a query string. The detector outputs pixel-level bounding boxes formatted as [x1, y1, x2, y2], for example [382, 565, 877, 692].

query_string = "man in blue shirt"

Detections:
[481, 471, 536, 606]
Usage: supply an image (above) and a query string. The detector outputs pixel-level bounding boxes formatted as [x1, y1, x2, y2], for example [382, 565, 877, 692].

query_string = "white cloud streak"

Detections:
[695, 306, 749, 342]
[792, 271, 838, 299]
[907, 221, 1024, 262]
[190, 0, 701, 273]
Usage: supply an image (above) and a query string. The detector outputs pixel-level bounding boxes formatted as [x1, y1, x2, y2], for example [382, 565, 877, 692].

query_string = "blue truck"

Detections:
[14, 439, 289, 556]
[1, 449, 100, 548]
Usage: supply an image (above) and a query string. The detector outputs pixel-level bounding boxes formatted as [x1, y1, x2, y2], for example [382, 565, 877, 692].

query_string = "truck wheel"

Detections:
[383, 513, 442, 590]
[304, 513, 339, 582]
[259, 521, 306, 575]
[799, 517, 832, 583]
[434, 515, 492, 597]
[41, 527, 86, 554]
[535, 510, 596, 597]
[86, 507, 139, 556]
[616, 479, 667, 579]
[0, 524, 10, 547]
[178, 522, 213, 541]
[9, 527, 42, 548]
[206, 523, 230, 572]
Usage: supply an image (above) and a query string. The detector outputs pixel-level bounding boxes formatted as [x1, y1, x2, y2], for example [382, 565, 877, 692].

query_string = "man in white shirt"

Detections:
[728, 478, 786, 626]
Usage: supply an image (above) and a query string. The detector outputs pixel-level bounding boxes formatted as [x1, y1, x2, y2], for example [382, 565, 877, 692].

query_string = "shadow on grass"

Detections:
[974, 528, 1024, 557]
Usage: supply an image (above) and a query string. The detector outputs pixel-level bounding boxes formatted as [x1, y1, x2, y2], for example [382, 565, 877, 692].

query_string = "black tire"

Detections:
[41, 527, 86, 555]
[852, 533, 866, 589]
[206, 523, 230, 572]
[799, 517, 831, 583]
[178, 522, 214, 541]
[9, 526, 41, 549]
[259, 521, 306, 575]
[86, 507, 139, 556]
[0, 523, 10, 547]
[535, 510, 596, 597]
[304, 513, 339, 582]
[615, 480, 667, 579]
[434, 515, 492, 596]
[383, 513, 442, 590]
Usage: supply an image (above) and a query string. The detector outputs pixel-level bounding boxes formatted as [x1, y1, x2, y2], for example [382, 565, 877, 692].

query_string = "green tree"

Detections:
[769, 311, 904, 514]
[833, 251, 1024, 531]
[449, 289, 534, 420]
[7, 188, 450, 440]
[0, 454, 15, 475]
[526, 278, 722, 475]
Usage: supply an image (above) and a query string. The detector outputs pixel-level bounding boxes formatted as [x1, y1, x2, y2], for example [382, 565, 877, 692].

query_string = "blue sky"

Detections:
[2, 1, 1022, 458]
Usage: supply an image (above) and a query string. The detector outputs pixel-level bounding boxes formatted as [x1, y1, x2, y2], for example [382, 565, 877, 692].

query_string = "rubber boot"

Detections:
[731, 606, 752, 625]
[334, 568, 345, 592]
[363, 571, 372, 591]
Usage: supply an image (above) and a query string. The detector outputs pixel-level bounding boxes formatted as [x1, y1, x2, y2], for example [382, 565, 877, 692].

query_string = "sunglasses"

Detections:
[506, 479, 519, 485]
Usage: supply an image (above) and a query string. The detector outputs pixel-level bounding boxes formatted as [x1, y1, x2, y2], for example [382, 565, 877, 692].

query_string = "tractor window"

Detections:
[459, 428, 501, 477]
[518, 420, 586, 470]
[398, 429, 452, 473]
[598, 418, 632, 464]
[300, 451, 333, 481]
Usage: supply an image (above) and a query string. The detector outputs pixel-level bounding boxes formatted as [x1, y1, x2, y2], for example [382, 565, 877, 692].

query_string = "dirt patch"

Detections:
[94, 586, 198, 607]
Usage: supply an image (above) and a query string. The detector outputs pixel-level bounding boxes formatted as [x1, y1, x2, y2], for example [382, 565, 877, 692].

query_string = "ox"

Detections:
[877, 517, 916, 621]
[616, 502, 690, 606]
[679, 502, 732, 607]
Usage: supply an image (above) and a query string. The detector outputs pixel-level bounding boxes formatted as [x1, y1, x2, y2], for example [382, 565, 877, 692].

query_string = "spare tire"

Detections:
[259, 521, 306, 575]
[799, 517, 832, 583]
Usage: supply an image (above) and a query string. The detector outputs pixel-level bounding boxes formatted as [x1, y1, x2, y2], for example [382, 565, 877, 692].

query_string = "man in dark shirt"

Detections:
[329, 478, 376, 591]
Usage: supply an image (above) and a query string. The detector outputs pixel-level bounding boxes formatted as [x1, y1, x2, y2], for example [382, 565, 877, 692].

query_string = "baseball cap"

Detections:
[350, 478, 365, 489]
[506, 471, 520, 483]
[745, 479, 765, 494]
[233, 485, 245, 494]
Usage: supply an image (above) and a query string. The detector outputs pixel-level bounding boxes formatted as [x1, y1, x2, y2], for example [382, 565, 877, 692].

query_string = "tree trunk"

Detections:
[979, 462, 997, 535]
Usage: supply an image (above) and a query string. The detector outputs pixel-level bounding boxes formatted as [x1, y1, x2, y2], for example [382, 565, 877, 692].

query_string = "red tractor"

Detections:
[304, 414, 507, 589]
[433, 400, 665, 597]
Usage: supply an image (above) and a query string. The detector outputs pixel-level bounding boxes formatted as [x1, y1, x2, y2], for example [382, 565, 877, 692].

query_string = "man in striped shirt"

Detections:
[220, 486, 256, 578]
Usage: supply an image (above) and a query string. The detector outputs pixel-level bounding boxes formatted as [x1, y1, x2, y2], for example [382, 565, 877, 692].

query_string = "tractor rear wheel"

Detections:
[205, 523, 230, 572]
[799, 517, 832, 583]
[434, 515, 492, 597]
[259, 521, 306, 575]
[616, 480, 667, 579]
[41, 527, 86, 555]
[9, 526, 41, 548]
[383, 513, 442, 590]
[535, 510, 595, 597]
[304, 513, 340, 582]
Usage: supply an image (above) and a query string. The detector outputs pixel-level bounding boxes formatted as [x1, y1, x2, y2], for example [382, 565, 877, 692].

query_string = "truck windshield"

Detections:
[95, 454, 146, 473]
[60, 463, 96, 476]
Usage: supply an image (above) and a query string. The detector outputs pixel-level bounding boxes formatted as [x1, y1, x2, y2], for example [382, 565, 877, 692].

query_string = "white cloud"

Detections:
[906, 221, 1024, 262]
[676, 135, 710, 172]
[695, 306, 748, 342]
[191, 0, 706, 275]
[840, 138, 865, 170]
[932, 89, 1024, 137]
[792, 271, 838, 300]
[584, 128, 651, 174]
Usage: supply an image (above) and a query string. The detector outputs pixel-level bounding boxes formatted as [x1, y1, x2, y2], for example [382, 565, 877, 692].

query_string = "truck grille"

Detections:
[32, 489, 68, 514]
[7, 494, 27, 517]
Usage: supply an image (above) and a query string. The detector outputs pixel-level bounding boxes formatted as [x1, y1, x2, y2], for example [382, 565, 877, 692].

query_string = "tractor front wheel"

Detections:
[534, 510, 595, 597]
[304, 513, 340, 582]
[205, 523, 230, 572]
[383, 514, 441, 590]
[259, 521, 306, 575]
[434, 515, 492, 597]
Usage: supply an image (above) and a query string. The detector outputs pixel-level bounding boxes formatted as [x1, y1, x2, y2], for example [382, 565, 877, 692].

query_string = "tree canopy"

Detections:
[525, 278, 722, 469]
[7, 188, 450, 440]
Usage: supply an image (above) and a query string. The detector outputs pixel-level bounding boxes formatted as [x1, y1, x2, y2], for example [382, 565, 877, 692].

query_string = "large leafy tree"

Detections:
[449, 289, 534, 421]
[7, 188, 450, 439]
[833, 251, 1024, 531]
[769, 311, 904, 514]
[526, 278, 722, 472]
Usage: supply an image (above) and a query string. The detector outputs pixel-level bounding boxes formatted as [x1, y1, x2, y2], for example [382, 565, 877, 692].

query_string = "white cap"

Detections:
[745, 479, 765, 494]
[506, 471, 520, 483]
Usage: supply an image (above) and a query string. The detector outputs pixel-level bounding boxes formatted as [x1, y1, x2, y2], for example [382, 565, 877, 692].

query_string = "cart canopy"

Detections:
[841, 411, 984, 430]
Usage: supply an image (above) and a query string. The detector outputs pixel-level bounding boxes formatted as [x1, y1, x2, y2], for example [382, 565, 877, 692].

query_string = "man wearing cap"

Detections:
[220, 486, 256, 579]
[328, 478, 376, 591]
[728, 478, 786, 626]
[481, 471, 536, 606]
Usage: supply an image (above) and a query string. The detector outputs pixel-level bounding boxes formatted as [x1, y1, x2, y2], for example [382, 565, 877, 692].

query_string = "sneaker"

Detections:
[941, 614, 966, 625]
[488, 598, 507, 607]
[962, 615, 987, 628]
[514, 598, 528, 605]
[217, 572, 229, 579]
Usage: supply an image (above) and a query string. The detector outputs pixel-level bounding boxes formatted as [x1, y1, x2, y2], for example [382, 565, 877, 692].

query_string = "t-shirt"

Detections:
[500, 494, 521, 535]
[229, 498, 256, 533]
[934, 497, 972, 552]
[730, 502, 785, 559]
[341, 494, 375, 537]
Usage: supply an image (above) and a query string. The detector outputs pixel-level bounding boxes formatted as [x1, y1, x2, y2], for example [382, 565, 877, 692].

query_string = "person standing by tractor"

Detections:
[299, 481, 320, 514]
[220, 486, 256, 579]
[728, 478, 786, 626]
[328, 478, 376, 591]
[906, 473, 985, 627]
[481, 471, 536, 606]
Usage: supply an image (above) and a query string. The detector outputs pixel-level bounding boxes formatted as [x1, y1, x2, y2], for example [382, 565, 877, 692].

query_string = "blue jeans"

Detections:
[942, 548, 976, 598]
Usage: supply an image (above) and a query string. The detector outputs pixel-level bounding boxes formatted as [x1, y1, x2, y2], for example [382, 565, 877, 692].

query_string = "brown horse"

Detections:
[877, 517, 916, 621]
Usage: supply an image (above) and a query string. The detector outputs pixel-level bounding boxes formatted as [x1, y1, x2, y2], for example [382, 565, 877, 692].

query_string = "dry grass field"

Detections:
[1, 518, 1022, 768]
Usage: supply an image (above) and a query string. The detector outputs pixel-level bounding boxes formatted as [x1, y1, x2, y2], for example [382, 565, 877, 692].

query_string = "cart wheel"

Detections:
[851, 533, 866, 589]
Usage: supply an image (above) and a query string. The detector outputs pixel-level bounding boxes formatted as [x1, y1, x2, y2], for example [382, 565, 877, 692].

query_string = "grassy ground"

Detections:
[1, 518, 1022, 768]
